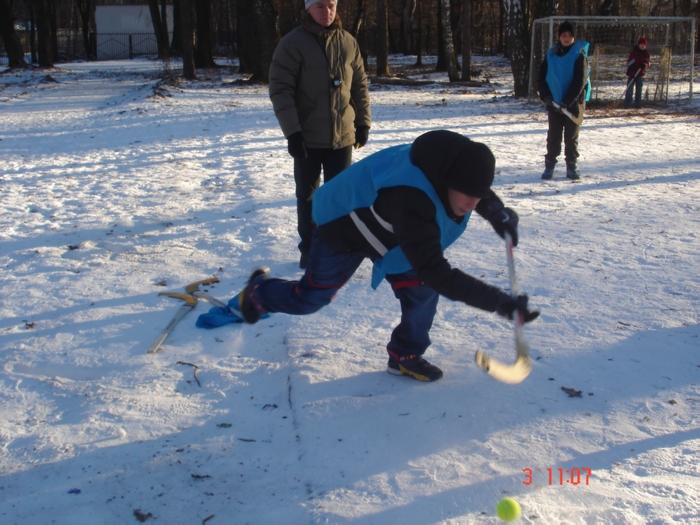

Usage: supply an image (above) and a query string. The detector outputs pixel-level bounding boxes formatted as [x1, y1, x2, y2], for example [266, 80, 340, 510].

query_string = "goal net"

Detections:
[529, 17, 696, 106]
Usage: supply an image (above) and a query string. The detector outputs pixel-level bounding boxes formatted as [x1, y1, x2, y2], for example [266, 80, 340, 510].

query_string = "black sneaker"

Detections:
[238, 267, 270, 324]
[387, 357, 443, 382]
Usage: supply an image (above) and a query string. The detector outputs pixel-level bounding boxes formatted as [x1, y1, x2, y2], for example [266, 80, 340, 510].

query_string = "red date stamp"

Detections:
[522, 468, 592, 485]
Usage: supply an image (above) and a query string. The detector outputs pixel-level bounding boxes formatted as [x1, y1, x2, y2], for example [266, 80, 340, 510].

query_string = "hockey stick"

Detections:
[146, 277, 220, 354]
[474, 232, 532, 384]
[608, 68, 641, 109]
[147, 293, 198, 354]
[551, 101, 583, 126]
[192, 290, 244, 320]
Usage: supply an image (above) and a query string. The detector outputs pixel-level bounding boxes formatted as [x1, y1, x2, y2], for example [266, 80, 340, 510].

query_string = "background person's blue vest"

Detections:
[312, 145, 470, 288]
[546, 40, 591, 103]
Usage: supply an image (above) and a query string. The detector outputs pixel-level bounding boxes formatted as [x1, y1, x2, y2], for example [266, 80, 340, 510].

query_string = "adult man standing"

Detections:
[537, 21, 590, 181]
[269, 0, 371, 269]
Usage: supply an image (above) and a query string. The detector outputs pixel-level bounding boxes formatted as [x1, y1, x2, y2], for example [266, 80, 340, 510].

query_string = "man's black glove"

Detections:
[641, 62, 648, 69]
[487, 206, 519, 247]
[496, 293, 540, 323]
[354, 126, 369, 149]
[287, 132, 307, 160]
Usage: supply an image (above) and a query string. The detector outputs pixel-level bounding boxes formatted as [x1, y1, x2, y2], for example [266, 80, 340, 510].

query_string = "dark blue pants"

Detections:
[624, 76, 644, 108]
[253, 229, 439, 359]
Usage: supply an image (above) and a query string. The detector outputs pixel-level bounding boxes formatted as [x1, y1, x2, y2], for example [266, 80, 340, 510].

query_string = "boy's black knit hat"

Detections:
[444, 140, 495, 198]
[410, 131, 495, 199]
[558, 21, 576, 38]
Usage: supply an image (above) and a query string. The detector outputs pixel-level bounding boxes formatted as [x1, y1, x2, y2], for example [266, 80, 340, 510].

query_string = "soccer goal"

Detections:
[529, 16, 696, 106]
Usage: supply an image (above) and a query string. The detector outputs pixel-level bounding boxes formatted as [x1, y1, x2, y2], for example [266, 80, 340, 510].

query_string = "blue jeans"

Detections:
[252, 228, 439, 359]
[624, 76, 644, 108]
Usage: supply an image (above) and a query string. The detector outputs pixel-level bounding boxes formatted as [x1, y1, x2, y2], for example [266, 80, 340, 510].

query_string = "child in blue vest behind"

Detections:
[537, 21, 590, 181]
[231, 130, 539, 382]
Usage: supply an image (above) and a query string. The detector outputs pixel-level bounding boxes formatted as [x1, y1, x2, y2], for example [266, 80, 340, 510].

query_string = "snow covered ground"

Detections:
[1, 56, 699, 524]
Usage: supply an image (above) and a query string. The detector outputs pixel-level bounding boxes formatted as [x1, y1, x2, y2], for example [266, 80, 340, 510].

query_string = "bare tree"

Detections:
[501, 0, 529, 96]
[376, 0, 390, 75]
[350, 0, 366, 36]
[178, 0, 196, 79]
[236, 0, 278, 82]
[461, 0, 471, 80]
[74, 0, 93, 59]
[32, 0, 53, 67]
[0, 0, 26, 67]
[194, 0, 216, 68]
[439, 0, 459, 80]
[148, 0, 170, 59]
[414, 0, 422, 66]
[534, 0, 558, 18]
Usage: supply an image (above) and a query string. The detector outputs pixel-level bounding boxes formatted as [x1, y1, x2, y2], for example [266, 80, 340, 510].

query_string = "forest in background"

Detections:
[2, 0, 698, 94]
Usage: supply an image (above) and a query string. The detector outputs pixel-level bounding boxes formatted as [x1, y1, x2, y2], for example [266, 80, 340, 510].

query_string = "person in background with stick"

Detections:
[624, 38, 651, 109]
[537, 21, 590, 181]
[269, 0, 371, 270]
[227, 131, 539, 382]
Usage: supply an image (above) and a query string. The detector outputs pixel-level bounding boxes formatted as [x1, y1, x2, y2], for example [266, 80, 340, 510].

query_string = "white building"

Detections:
[94, 5, 174, 60]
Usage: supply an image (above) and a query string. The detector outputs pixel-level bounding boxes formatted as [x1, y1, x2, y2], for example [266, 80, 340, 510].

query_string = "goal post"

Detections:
[528, 16, 696, 106]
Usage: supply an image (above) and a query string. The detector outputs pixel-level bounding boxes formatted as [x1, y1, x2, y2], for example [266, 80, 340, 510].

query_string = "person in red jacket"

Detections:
[625, 38, 651, 109]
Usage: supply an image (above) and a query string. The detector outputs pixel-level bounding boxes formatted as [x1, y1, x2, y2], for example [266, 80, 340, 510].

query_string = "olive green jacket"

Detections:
[268, 13, 371, 149]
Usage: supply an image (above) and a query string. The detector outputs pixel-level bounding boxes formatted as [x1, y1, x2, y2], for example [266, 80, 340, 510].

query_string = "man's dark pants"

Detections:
[294, 146, 353, 255]
[253, 228, 439, 359]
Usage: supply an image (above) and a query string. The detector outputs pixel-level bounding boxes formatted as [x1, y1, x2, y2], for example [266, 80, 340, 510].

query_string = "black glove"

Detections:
[641, 62, 648, 69]
[354, 126, 369, 149]
[487, 207, 519, 247]
[287, 132, 307, 160]
[496, 293, 540, 323]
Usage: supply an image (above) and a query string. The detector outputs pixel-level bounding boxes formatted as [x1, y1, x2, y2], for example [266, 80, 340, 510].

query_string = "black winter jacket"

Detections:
[317, 135, 507, 313]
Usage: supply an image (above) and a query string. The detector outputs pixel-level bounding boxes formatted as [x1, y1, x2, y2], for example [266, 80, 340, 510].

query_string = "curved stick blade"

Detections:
[474, 349, 531, 384]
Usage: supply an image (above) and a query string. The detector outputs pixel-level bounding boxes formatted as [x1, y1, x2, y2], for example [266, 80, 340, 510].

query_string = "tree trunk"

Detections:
[34, 0, 53, 67]
[28, 2, 37, 63]
[350, 0, 365, 37]
[437, 0, 445, 70]
[461, 0, 471, 80]
[534, 0, 558, 19]
[501, 0, 529, 97]
[47, 0, 58, 62]
[0, 0, 26, 67]
[402, 0, 416, 55]
[414, 0, 422, 66]
[74, 0, 93, 60]
[194, 0, 216, 68]
[236, 0, 278, 82]
[439, 0, 459, 80]
[171, 0, 182, 55]
[375, 0, 390, 75]
[277, 0, 301, 37]
[148, 0, 170, 59]
[178, 0, 196, 79]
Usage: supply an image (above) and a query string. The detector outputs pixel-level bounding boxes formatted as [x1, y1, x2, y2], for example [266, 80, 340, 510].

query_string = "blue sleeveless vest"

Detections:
[546, 40, 591, 103]
[312, 145, 470, 289]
